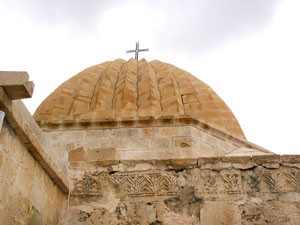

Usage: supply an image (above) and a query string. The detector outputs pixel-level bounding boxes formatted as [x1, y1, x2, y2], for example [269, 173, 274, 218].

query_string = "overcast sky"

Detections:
[0, 0, 299, 155]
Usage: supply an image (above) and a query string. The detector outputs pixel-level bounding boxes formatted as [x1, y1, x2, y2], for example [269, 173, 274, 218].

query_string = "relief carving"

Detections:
[220, 171, 241, 194]
[201, 171, 217, 191]
[262, 172, 277, 191]
[72, 176, 102, 197]
[285, 171, 300, 191]
[109, 173, 179, 197]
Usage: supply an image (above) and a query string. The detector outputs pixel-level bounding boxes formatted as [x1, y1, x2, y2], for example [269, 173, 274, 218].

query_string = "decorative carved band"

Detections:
[72, 176, 102, 198]
[109, 173, 179, 197]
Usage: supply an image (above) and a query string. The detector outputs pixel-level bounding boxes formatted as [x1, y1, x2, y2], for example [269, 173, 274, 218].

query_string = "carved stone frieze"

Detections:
[285, 171, 300, 192]
[196, 169, 243, 198]
[109, 173, 179, 197]
[72, 175, 102, 198]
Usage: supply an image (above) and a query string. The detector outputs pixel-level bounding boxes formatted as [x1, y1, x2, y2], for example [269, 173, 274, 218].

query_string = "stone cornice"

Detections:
[69, 155, 300, 171]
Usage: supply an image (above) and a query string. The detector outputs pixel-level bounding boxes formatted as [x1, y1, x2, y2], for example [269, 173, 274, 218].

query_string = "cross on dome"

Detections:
[126, 42, 149, 61]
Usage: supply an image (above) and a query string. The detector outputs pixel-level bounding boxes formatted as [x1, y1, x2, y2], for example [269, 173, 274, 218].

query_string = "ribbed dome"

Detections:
[34, 58, 245, 139]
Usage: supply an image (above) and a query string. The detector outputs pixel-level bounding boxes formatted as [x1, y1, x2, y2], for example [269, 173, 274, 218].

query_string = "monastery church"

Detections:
[0, 48, 300, 224]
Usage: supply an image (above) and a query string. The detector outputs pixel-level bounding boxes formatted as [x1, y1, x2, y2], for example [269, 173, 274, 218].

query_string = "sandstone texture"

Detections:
[34, 59, 245, 139]
[0, 120, 67, 225]
[2, 62, 299, 225]
[67, 156, 300, 225]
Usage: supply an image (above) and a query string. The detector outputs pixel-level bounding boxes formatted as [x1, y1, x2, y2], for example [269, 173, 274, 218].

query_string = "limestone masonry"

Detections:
[0, 59, 299, 225]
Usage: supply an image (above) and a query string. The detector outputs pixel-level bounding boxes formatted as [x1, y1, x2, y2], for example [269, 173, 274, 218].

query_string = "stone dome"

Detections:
[34, 58, 245, 139]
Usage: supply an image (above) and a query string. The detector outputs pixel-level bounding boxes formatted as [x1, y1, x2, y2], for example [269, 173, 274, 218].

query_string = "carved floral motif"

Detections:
[220, 170, 242, 194]
[72, 176, 102, 197]
[286, 171, 300, 191]
[109, 173, 179, 197]
[262, 172, 277, 191]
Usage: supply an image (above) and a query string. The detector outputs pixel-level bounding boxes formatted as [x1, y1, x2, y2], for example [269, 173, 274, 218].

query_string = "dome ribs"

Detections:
[167, 65, 201, 115]
[89, 60, 125, 116]
[34, 65, 107, 120]
[137, 59, 162, 116]
[68, 66, 106, 118]
[151, 61, 185, 115]
[113, 58, 138, 117]
[34, 59, 246, 139]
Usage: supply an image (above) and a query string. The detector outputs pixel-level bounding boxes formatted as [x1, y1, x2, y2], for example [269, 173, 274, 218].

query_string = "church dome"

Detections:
[34, 58, 245, 139]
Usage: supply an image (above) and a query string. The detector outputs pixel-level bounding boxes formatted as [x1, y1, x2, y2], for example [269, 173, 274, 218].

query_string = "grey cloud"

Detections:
[149, 0, 283, 55]
[2, 0, 283, 54]
[1, 0, 120, 31]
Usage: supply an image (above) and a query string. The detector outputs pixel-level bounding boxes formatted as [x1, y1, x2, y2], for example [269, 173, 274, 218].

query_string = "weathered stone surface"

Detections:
[33, 59, 247, 139]
[65, 160, 300, 225]
[0, 71, 34, 99]
[0, 122, 66, 225]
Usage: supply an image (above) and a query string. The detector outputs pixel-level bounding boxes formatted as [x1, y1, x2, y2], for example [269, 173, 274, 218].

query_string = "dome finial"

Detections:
[126, 42, 149, 61]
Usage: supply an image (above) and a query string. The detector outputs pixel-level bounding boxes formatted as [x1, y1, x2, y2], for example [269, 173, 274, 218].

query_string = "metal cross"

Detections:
[126, 42, 149, 61]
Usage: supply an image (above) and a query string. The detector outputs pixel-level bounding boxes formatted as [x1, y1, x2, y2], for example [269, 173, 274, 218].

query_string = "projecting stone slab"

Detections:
[0, 71, 34, 99]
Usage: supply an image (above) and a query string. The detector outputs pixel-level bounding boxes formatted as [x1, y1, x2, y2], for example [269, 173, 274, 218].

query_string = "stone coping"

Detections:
[0, 88, 69, 193]
[37, 115, 272, 155]
[68, 155, 300, 170]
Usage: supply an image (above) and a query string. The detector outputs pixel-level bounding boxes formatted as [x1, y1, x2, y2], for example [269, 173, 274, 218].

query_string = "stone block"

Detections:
[204, 134, 218, 146]
[85, 140, 109, 149]
[141, 128, 156, 137]
[30, 185, 46, 213]
[200, 201, 241, 225]
[63, 130, 86, 141]
[0, 71, 34, 99]
[156, 116, 175, 125]
[111, 128, 140, 139]
[252, 155, 281, 164]
[152, 137, 171, 149]
[44, 198, 55, 222]
[44, 175, 57, 198]
[170, 158, 198, 169]
[131, 138, 151, 149]
[211, 128, 226, 140]
[184, 149, 201, 158]
[111, 139, 130, 150]
[86, 148, 118, 161]
[216, 139, 232, 151]
[198, 142, 215, 155]
[281, 155, 300, 163]
[126, 151, 154, 160]
[14, 166, 33, 198]
[173, 137, 195, 149]
[157, 127, 182, 136]
[68, 147, 85, 161]
[86, 129, 110, 139]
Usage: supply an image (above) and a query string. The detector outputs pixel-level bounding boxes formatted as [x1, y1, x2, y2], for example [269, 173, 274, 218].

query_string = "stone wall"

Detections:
[0, 120, 67, 225]
[67, 155, 300, 225]
[42, 116, 271, 163]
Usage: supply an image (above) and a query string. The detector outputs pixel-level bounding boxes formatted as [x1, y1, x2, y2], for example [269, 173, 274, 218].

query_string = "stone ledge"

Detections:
[68, 155, 297, 171]
[0, 71, 34, 99]
[0, 88, 69, 193]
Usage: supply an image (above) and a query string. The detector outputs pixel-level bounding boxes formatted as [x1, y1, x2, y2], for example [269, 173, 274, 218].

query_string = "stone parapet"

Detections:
[0, 87, 69, 193]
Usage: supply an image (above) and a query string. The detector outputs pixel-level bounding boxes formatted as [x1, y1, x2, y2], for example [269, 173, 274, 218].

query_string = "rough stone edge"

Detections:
[68, 155, 300, 171]
[0, 88, 69, 193]
[36, 115, 273, 156]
